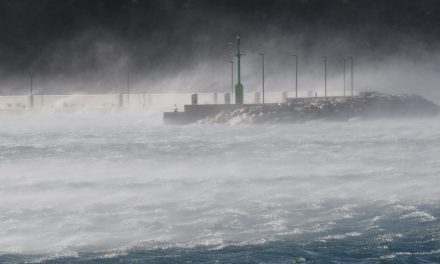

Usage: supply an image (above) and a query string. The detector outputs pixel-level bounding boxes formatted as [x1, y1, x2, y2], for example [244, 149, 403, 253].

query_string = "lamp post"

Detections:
[343, 58, 346, 97]
[30, 72, 33, 96]
[228, 41, 235, 103]
[349, 57, 354, 96]
[293, 54, 298, 98]
[258, 53, 265, 104]
[127, 71, 130, 107]
[29, 71, 34, 108]
[323, 56, 327, 97]
[230, 60, 234, 94]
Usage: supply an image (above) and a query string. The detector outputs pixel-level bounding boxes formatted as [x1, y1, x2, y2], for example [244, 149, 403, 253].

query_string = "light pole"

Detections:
[29, 68, 34, 108]
[343, 58, 346, 97]
[293, 54, 298, 98]
[349, 57, 354, 96]
[29, 70, 34, 108]
[229, 41, 234, 98]
[127, 71, 130, 107]
[230, 60, 234, 95]
[322, 56, 327, 97]
[258, 53, 265, 104]
[30, 72, 33, 96]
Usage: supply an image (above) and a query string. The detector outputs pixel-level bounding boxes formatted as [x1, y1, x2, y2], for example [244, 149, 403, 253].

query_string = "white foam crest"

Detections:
[319, 232, 362, 240]
[26, 250, 79, 264]
[380, 248, 440, 260]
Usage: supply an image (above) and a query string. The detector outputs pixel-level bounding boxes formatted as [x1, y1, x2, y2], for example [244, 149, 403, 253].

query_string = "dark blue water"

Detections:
[3, 201, 440, 263]
[4, 237, 440, 263]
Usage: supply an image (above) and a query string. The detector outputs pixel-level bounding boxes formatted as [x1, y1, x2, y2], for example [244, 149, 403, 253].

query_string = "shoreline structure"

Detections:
[164, 92, 440, 124]
[164, 37, 439, 124]
[0, 90, 358, 113]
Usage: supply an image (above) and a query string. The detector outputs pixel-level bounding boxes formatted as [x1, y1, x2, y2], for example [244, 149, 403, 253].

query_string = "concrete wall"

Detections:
[0, 96, 28, 109]
[0, 91, 359, 112]
[44, 94, 120, 109]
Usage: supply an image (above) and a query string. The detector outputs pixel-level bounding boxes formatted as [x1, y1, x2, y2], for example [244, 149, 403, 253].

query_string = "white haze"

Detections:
[0, 112, 439, 256]
[2, 32, 440, 104]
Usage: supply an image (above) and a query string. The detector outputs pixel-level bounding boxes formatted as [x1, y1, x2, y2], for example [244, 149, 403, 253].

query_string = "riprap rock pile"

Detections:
[209, 92, 439, 124]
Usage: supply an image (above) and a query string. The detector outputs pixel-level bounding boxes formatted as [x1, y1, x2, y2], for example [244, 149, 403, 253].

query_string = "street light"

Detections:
[349, 57, 354, 96]
[30, 72, 33, 96]
[230, 60, 234, 95]
[258, 53, 265, 104]
[293, 54, 298, 98]
[343, 58, 346, 97]
[29, 71, 34, 108]
[322, 56, 327, 97]
[127, 71, 130, 107]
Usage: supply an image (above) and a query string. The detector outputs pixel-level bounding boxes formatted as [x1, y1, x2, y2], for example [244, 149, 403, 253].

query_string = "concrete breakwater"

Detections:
[164, 92, 439, 124]
[0, 90, 357, 113]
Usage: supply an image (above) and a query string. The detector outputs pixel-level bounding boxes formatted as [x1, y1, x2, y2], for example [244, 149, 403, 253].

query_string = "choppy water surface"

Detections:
[1, 112, 440, 263]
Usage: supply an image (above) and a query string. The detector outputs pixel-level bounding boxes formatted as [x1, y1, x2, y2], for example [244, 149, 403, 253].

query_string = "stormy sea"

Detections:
[1, 112, 440, 264]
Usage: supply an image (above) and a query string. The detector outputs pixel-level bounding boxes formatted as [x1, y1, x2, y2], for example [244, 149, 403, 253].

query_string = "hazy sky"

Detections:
[1, 0, 440, 99]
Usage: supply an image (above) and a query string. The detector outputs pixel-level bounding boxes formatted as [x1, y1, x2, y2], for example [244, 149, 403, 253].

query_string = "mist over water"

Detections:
[2, 1, 440, 263]
[1, 112, 440, 263]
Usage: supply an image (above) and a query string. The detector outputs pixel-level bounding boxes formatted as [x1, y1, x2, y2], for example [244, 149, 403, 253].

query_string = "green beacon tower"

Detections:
[235, 36, 244, 104]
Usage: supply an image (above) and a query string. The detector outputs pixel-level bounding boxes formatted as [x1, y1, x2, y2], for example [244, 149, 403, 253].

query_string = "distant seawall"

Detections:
[0, 91, 358, 112]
